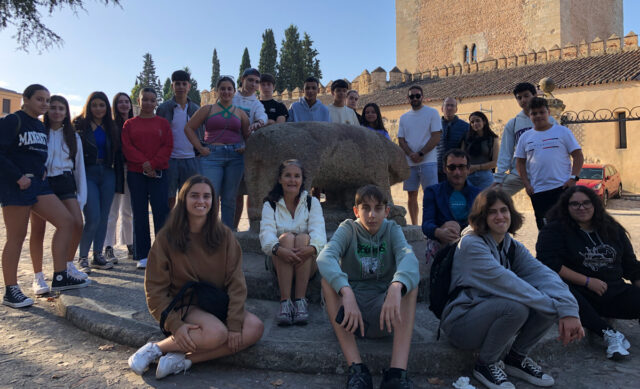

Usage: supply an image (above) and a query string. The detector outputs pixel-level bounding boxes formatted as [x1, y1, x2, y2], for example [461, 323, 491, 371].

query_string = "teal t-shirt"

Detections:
[449, 190, 468, 223]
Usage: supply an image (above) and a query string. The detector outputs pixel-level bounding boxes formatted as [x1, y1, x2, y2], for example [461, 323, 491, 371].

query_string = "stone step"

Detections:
[242, 240, 430, 303]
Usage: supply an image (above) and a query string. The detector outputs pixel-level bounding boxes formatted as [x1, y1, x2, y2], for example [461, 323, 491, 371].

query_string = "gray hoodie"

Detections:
[440, 227, 578, 333]
[317, 218, 420, 295]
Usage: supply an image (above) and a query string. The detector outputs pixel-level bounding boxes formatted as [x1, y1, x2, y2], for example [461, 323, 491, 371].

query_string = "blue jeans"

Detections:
[127, 170, 169, 261]
[167, 157, 201, 198]
[467, 170, 495, 190]
[199, 143, 244, 228]
[80, 164, 116, 257]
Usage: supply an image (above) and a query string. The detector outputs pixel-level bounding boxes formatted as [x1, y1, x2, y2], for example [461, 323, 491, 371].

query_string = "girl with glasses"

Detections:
[537, 185, 640, 360]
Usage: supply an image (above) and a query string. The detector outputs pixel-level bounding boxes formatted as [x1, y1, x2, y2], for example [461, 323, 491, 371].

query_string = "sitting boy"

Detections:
[317, 185, 419, 389]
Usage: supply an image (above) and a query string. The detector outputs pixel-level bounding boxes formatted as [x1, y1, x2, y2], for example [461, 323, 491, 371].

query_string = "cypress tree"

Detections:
[162, 77, 172, 102]
[183, 66, 201, 105]
[276, 25, 303, 93]
[301, 32, 322, 80]
[134, 53, 163, 103]
[210, 48, 220, 89]
[238, 47, 252, 87]
[258, 29, 277, 77]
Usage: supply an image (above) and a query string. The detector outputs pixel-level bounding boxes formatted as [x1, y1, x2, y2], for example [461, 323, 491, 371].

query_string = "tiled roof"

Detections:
[360, 50, 640, 107]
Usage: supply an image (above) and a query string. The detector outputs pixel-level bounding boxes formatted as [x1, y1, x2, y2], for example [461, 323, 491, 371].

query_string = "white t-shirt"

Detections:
[170, 104, 195, 159]
[328, 105, 359, 125]
[514, 124, 581, 193]
[397, 105, 442, 166]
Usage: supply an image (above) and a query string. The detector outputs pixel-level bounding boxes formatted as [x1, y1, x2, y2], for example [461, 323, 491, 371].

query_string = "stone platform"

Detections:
[53, 241, 635, 377]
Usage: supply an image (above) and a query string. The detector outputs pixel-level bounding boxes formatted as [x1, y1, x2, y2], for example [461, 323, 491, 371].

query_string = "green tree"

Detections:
[183, 66, 201, 105]
[134, 52, 163, 103]
[1, 0, 121, 52]
[162, 77, 172, 102]
[130, 80, 140, 106]
[258, 29, 277, 77]
[276, 24, 303, 93]
[238, 47, 252, 87]
[210, 48, 220, 89]
[301, 32, 322, 80]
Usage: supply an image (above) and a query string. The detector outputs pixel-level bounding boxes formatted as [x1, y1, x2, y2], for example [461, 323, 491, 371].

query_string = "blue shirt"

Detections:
[94, 126, 106, 159]
[437, 116, 469, 172]
[422, 180, 481, 240]
[287, 97, 330, 122]
[449, 190, 468, 223]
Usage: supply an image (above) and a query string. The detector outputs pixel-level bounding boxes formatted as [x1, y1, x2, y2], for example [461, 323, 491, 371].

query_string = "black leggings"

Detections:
[569, 281, 640, 336]
[530, 186, 565, 230]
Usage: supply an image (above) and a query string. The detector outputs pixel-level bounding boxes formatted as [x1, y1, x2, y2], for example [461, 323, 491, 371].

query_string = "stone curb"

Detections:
[56, 286, 600, 377]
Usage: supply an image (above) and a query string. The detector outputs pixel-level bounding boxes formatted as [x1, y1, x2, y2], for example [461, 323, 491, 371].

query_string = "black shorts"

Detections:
[0, 175, 53, 207]
[47, 172, 77, 201]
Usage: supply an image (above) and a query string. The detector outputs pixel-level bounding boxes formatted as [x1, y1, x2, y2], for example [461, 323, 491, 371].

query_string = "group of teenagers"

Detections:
[1, 74, 639, 389]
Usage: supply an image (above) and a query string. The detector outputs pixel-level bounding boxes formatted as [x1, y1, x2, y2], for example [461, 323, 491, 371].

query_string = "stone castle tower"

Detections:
[396, 0, 623, 73]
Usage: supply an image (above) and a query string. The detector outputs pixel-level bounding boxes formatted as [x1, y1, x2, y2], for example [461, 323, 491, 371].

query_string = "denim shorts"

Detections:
[0, 175, 53, 207]
[403, 162, 438, 191]
[47, 171, 77, 201]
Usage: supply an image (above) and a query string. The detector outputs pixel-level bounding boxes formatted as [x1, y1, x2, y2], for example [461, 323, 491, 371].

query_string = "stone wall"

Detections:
[396, 0, 623, 74]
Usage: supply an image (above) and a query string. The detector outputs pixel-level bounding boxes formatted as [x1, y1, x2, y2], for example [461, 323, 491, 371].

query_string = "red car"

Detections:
[577, 163, 622, 207]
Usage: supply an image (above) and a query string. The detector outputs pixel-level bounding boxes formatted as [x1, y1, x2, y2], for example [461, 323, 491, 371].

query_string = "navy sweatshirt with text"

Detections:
[0, 111, 48, 185]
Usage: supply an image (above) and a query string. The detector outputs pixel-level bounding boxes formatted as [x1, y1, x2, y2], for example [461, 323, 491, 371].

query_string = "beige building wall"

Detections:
[379, 82, 640, 195]
[397, 0, 623, 73]
[0, 90, 22, 118]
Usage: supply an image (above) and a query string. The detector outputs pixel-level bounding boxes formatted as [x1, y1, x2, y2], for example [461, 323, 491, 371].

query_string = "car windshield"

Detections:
[580, 168, 603, 180]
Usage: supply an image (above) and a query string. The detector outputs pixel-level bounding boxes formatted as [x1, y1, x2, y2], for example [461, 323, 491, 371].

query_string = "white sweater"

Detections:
[45, 128, 87, 209]
[259, 191, 327, 256]
[233, 91, 268, 125]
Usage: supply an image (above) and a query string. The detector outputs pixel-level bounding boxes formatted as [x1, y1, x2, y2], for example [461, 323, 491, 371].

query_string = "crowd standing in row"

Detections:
[1, 72, 639, 389]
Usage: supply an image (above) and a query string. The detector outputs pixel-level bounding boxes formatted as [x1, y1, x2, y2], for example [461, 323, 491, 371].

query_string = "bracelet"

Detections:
[585, 277, 590, 287]
[271, 243, 280, 256]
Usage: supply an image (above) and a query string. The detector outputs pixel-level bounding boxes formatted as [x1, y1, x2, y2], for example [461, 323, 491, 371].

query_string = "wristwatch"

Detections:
[570, 175, 579, 181]
[272, 243, 280, 256]
[418, 151, 424, 157]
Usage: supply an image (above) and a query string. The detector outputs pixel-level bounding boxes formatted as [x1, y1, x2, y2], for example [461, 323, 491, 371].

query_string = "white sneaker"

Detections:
[128, 342, 162, 375]
[137, 258, 148, 269]
[32, 272, 50, 295]
[67, 262, 89, 280]
[156, 352, 192, 379]
[603, 329, 630, 360]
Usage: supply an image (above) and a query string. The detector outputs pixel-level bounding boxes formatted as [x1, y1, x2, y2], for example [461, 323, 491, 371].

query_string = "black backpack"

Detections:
[429, 237, 516, 320]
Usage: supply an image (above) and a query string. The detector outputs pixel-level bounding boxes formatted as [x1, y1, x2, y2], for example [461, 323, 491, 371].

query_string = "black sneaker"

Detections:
[51, 270, 91, 292]
[379, 368, 413, 389]
[105, 246, 118, 264]
[347, 363, 373, 389]
[77, 256, 91, 274]
[473, 362, 515, 389]
[2, 285, 34, 308]
[91, 253, 114, 270]
[127, 244, 134, 259]
[504, 352, 554, 387]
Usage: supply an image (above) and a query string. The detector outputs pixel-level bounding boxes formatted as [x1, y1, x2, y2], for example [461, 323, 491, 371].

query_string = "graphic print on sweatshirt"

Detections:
[580, 242, 616, 272]
[357, 241, 387, 279]
[514, 126, 532, 146]
[18, 131, 48, 152]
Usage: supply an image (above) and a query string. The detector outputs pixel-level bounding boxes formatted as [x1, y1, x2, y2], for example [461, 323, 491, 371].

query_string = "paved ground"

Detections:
[1, 192, 640, 388]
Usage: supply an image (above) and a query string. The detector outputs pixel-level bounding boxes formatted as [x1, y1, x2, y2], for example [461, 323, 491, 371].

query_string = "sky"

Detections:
[1, 0, 638, 116]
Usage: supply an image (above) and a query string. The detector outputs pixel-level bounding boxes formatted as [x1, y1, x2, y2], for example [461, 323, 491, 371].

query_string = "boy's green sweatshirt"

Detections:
[317, 218, 420, 294]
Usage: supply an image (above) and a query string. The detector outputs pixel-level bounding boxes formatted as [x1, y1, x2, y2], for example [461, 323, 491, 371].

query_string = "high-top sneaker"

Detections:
[51, 270, 90, 292]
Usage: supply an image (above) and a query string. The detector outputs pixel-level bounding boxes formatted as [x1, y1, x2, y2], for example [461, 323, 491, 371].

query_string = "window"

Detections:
[616, 112, 627, 149]
[463, 45, 469, 63]
[471, 44, 477, 62]
[2, 99, 10, 114]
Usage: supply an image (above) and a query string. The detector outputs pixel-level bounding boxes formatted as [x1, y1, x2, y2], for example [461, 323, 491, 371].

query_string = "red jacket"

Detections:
[121, 116, 173, 173]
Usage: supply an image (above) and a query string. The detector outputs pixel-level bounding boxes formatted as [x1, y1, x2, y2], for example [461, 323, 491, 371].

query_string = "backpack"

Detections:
[429, 237, 516, 321]
[268, 194, 313, 213]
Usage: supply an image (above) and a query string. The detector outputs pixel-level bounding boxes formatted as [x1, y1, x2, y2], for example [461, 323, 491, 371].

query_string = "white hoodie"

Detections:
[233, 91, 268, 125]
[45, 128, 87, 209]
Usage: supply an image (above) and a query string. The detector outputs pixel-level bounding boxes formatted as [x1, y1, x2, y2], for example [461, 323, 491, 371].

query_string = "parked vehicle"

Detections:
[577, 163, 622, 207]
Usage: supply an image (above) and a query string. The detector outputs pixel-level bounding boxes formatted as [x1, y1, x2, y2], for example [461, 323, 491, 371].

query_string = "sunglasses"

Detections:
[408, 94, 422, 100]
[446, 164, 468, 172]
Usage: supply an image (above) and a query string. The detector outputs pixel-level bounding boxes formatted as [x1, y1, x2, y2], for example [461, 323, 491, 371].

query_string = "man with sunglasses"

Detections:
[422, 149, 481, 246]
[397, 85, 442, 225]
